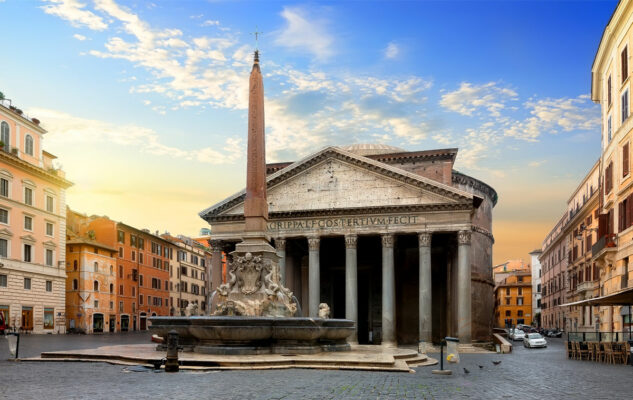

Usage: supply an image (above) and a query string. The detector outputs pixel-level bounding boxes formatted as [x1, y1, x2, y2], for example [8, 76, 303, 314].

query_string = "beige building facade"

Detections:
[0, 98, 72, 333]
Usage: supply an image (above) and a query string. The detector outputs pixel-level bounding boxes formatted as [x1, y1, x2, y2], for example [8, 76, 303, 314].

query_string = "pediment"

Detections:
[0, 228, 12, 237]
[201, 147, 474, 221]
[20, 234, 36, 242]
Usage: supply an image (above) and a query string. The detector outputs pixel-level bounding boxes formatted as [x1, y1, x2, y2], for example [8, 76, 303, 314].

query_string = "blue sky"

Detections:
[0, 0, 618, 263]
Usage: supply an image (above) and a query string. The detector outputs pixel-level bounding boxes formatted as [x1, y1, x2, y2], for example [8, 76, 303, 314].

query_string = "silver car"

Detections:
[523, 333, 547, 348]
[510, 329, 525, 341]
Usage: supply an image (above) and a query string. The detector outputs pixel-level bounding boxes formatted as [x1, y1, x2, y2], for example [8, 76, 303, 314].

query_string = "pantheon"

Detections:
[200, 143, 497, 344]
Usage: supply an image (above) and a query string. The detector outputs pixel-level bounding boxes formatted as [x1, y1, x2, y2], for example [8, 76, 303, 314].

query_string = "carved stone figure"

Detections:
[318, 303, 331, 319]
[185, 303, 198, 317]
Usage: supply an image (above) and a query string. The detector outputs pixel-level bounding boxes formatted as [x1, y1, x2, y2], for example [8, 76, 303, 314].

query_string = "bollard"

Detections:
[164, 330, 180, 372]
[432, 339, 452, 375]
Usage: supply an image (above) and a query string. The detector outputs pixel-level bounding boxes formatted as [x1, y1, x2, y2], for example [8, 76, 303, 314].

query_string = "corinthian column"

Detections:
[345, 234, 358, 342]
[308, 236, 320, 318]
[381, 234, 396, 346]
[418, 232, 432, 343]
[209, 239, 224, 311]
[275, 238, 287, 285]
[457, 230, 472, 343]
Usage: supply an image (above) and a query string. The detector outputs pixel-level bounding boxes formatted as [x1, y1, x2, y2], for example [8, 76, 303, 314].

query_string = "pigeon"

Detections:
[492, 360, 502, 365]
[478, 365, 484, 369]
[463, 367, 470, 374]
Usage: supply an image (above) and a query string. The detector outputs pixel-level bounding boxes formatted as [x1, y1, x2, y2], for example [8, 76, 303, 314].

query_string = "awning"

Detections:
[560, 287, 633, 307]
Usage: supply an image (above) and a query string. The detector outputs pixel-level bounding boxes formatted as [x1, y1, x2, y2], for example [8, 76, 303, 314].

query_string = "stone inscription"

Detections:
[267, 215, 420, 231]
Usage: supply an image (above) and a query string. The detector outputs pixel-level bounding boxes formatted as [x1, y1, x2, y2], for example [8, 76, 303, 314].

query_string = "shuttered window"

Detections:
[623, 46, 629, 83]
[606, 162, 614, 194]
[608, 75, 612, 106]
[624, 142, 630, 177]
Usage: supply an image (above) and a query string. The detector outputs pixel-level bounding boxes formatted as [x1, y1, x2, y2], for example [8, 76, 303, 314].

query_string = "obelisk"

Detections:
[235, 50, 275, 253]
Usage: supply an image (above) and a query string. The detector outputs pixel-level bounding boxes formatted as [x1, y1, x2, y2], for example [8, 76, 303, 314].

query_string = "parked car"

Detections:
[523, 333, 548, 348]
[510, 329, 526, 341]
[546, 329, 563, 338]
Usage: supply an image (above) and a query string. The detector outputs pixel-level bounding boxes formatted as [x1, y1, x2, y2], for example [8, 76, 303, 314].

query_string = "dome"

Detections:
[338, 143, 405, 157]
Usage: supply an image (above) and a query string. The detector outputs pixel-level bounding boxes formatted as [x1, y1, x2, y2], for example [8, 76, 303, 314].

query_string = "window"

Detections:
[110, 301, 114, 310]
[0, 274, 6, 287]
[608, 75, 613, 106]
[93, 280, 99, 292]
[24, 215, 32, 231]
[24, 277, 31, 290]
[139, 253, 143, 264]
[140, 295, 144, 305]
[25, 135, 33, 156]
[110, 265, 113, 275]
[119, 302, 124, 312]
[72, 279, 78, 290]
[45, 249, 53, 266]
[45, 222, 54, 236]
[518, 310, 524, 317]
[130, 235, 136, 247]
[518, 276, 523, 282]
[0, 238, 7, 258]
[119, 285, 123, 295]
[624, 142, 630, 177]
[131, 251, 135, 261]
[43, 308, 54, 329]
[46, 280, 52, 292]
[117, 230, 125, 243]
[118, 247, 123, 257]
[138, 238, 144, 250]
[0, 178, 8, 197]
[23, 244, 32, 262]
[622, 89, 629, 123]
[623, 46, 629, 83]
[606, 162, 614, 194]
[505, 310, 511, 317]
[518, 287, 523, 295]
[46, 195, 54, 212]
[517, 297, 524, 305]
[131, 286, 135, 297]
[139, 275, 143, 287]
[94, 300, 99, 309]
[608, 115, 612, 143]
[24, 187, 33, 206]
[1, 121, 9, 151]
[92, 261, 98, 272]
[118, 265, 123, 278]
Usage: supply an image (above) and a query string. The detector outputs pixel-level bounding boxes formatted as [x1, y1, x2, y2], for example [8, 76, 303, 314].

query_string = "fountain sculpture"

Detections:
[150, 50, 354, 355]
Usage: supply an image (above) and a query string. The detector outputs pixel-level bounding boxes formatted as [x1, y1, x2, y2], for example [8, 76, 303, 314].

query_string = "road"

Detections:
[0, 333, 631, 399]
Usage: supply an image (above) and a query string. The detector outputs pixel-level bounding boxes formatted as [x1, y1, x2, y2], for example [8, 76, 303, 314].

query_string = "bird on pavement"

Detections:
[492, 360, 502, 365]
[478, 365, 484, 369]
[463, 368, 470, 374]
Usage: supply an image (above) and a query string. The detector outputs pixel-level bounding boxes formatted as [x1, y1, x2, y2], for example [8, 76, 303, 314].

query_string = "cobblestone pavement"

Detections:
[1, 333, 632, 399]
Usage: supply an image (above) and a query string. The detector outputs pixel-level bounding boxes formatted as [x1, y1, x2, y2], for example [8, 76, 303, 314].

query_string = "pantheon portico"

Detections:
[201, 144, 497, 344]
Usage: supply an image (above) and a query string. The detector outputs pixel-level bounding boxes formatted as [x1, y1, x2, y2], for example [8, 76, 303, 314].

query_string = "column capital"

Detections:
[458, 230, 472, 245]
[381, 234, 394, 248]
[418, 232, 432, 247]
[308, 236, 320, 251]
[208, 239, 224, 252]
[275, 238, 286, 251]
[345, 234, 358, 249]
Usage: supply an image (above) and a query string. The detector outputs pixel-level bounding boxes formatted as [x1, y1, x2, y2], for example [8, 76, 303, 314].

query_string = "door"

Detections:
[109, 315, 115, 332]
[93, 314, 104, 333]
[21, 307, 33, 331]
[120, 315, 129, 332]
[140, 313, 147, 330]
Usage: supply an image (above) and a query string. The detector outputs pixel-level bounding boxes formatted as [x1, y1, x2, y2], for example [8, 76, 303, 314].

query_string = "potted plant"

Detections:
[15, 109, 22, 115]
[10, 147, 18, 155]
[0, 141, 4, 149]
[31, 118, 40, 125]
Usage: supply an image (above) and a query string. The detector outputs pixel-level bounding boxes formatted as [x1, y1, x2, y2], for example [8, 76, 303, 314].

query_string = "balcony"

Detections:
[576, 280, 597, 295]
[591, 234, 617, 263]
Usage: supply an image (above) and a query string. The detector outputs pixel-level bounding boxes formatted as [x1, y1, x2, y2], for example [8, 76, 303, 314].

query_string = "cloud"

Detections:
[41, 0, 108, 31]
[73, 33, 87, 41]
[529, 160, 547, 167]
[274, 6, 334, 60]
[384, 42, 399, 59]
[30, 107, 243, 165]
[201, 20, 220, 27]
[505, 95, 600, 141]
[440, 82, 517, 117]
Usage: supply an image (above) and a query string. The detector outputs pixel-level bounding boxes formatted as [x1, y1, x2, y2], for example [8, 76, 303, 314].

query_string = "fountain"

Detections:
[150, 50, 355, 355]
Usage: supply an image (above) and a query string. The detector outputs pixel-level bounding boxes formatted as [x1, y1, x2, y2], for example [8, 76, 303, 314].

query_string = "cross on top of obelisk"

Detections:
[251, 26, 263, 49]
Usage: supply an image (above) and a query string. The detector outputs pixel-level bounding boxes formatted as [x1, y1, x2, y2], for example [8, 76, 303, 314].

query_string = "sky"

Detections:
[0, 0, 619, 265]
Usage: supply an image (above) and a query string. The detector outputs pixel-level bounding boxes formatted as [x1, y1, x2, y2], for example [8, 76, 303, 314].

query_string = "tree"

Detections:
[0, 91, 4, 100]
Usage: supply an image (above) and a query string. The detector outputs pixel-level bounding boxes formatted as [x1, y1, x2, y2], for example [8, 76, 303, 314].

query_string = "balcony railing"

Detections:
[592, 234, 617, 258]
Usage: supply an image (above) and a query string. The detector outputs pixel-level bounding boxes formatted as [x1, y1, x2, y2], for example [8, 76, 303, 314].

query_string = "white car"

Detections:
[523, 333, 548, 348]
[509, 329, 525, 341]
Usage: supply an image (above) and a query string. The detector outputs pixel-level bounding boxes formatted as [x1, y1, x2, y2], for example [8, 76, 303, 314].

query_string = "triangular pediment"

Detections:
[200, 146, 474, 220]
[20, 234, 36, 242]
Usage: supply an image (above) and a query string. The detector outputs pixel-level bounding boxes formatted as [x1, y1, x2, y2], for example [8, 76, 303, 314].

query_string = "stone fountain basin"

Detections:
[149, 316, 355, 355]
